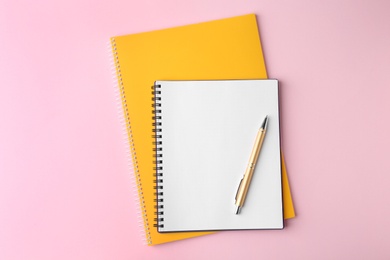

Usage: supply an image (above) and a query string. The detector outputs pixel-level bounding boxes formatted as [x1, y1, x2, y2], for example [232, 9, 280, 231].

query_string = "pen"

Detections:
[235, 115, 268, 214]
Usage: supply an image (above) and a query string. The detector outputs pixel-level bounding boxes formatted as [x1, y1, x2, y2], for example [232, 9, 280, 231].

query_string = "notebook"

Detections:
[153, 79, 284, 232]
[110, 14, 294, 245]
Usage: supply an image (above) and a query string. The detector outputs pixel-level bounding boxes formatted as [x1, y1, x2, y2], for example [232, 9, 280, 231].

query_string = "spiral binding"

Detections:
[110, 38, 152, 244]
[152, 84, 164, 230]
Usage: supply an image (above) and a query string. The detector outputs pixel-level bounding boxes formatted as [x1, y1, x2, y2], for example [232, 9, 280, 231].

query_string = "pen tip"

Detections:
[260, 115, 268, 130]
[235, 206, 241, 215]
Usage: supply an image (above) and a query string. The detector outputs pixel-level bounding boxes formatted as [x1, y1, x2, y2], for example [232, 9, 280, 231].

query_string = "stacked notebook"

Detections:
[110, 14, 295, 245]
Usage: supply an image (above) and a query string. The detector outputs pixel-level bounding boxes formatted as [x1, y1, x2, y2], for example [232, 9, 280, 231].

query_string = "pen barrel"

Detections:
[248, 128, 266, 167]
[235, 128, 266, 207]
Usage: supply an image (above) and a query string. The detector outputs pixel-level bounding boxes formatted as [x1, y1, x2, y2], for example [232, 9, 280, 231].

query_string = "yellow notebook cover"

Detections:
[111, 14, 294, 245]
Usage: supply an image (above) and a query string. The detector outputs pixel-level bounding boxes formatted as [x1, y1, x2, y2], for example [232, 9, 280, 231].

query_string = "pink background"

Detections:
[1, 0, 390, 259]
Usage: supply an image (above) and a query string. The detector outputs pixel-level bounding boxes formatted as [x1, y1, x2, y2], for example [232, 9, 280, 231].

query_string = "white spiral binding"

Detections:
[109, 39, 152, 245]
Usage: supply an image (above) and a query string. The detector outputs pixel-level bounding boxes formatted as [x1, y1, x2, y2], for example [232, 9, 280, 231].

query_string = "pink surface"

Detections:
[1, 0, 390, 259]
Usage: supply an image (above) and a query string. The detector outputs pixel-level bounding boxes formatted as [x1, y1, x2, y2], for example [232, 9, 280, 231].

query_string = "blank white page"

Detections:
[154, 79, 283, 232]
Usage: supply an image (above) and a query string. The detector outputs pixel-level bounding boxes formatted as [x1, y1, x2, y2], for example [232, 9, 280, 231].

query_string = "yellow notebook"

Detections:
[111, 14, 295, 245]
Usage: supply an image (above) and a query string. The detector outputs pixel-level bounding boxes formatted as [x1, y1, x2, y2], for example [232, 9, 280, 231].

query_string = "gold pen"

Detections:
[235, 115, 268, 214]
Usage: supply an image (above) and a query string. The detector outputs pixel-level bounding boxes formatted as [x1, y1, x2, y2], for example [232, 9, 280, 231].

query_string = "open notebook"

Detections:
[153, 80, 284, 232]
